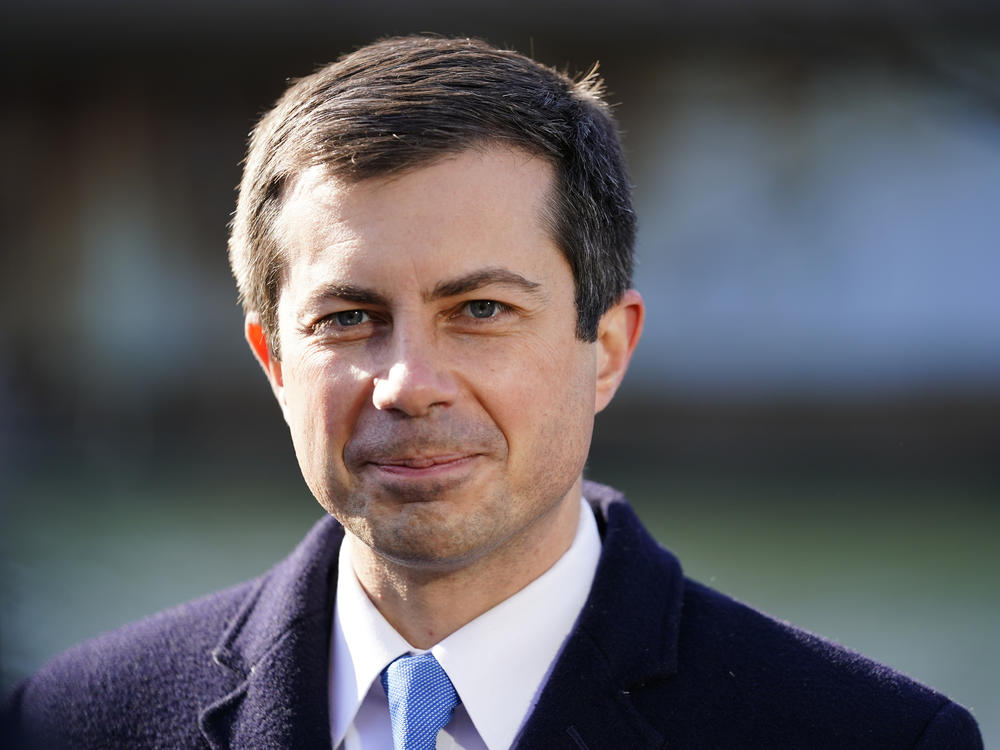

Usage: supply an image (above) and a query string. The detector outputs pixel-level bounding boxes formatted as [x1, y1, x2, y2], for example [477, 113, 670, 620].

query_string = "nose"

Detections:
[371, 336, 459, 417]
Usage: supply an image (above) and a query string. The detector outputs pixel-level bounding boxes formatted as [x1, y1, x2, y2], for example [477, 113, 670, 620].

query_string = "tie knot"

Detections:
[381, 653, 461, 750]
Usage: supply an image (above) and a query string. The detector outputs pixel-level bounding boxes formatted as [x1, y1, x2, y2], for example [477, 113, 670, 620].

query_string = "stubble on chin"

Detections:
[336, 483, 513, 571]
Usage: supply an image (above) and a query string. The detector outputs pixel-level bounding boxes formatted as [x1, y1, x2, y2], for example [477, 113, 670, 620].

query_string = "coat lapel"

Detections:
[198, 516, 345, 750]
[195, 484, 681, 750]
[514, 482, 684, 750]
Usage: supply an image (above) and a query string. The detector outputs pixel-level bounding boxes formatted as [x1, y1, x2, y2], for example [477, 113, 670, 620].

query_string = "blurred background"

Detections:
[2, 0, 998, 741]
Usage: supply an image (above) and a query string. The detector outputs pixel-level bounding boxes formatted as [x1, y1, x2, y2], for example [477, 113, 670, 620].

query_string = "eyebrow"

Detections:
[303, 284, 389, 310]
[302, 268, 544, 310]
[427, 268, 543, 301]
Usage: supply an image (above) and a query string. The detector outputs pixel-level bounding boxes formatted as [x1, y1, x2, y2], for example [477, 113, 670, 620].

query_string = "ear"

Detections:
[245, 313, 287, 418]
[594, 289, 644, 413]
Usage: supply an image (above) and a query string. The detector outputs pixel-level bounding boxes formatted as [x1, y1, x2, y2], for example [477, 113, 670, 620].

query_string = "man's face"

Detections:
[254, 147, 630, 571]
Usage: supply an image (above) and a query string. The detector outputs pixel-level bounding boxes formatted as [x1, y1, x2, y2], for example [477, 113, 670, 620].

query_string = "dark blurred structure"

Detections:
[3, 2, 999, 485]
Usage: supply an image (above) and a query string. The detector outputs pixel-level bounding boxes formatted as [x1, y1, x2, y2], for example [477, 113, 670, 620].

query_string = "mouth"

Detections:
[369, 453, 479, 476]
[376, 453, 473, 468]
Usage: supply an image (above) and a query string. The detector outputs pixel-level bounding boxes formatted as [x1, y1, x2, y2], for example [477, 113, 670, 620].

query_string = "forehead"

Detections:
[274, 147, 564, 295]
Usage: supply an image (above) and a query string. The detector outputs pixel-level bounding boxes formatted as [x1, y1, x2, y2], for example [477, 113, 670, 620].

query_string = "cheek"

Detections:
[283, 355, 371, 453]
[487, 338, 596, 458]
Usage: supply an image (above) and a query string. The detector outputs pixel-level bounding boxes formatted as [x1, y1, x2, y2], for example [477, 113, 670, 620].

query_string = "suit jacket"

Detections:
[3, 481, 983, 749]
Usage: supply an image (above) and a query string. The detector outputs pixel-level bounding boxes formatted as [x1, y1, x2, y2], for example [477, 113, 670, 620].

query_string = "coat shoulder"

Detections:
[663, 577, 983, 748]
[3, 514, 344, 750]
[3, 578, 259, 749]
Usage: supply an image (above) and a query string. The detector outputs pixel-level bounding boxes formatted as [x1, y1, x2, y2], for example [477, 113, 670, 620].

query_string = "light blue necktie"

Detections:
[381, 652, 461, 750]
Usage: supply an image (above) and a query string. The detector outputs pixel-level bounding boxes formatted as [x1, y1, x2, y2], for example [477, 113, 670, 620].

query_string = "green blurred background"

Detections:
[2, 0, 998, 743]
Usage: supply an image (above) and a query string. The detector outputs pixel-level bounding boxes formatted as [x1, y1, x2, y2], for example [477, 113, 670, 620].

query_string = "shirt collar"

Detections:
[329, 496, 601, 750]
[330, 539, 412, 748]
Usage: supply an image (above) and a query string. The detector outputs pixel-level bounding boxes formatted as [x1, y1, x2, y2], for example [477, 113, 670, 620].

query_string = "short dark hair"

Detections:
[229, 35, 635, 355]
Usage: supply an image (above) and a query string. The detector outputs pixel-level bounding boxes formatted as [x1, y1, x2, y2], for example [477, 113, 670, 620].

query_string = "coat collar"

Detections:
[196, 481, 682, 750]
[198, 516, 344, 750]
[513, 481, 684, 750]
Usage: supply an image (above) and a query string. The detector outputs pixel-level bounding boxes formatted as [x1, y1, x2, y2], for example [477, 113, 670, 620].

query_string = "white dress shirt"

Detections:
[329, 497, 602, 750]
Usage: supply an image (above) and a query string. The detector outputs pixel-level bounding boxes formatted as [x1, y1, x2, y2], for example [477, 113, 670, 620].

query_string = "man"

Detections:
[3, 35, 983, 749]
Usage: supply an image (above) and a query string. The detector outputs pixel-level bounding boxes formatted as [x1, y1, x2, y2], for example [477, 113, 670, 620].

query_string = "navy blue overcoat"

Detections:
[3, 482, 983, 748]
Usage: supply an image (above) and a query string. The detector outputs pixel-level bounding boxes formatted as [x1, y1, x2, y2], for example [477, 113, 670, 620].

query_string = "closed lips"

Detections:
[374, 454, 475, 469]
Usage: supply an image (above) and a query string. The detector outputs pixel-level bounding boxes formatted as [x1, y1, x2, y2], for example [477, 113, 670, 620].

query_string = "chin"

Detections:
[366, 504, 508, 570]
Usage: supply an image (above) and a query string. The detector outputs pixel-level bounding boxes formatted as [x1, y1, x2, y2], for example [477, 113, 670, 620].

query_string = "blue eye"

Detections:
[465, 300, 499, 319]
[334, 310, 369, 326]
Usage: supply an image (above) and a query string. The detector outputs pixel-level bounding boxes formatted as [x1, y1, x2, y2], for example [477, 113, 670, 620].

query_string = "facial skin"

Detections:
[247, 146, 642, 637]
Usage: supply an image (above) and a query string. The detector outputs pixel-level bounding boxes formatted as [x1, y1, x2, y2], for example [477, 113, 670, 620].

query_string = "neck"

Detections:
[345, 486, 582, 649]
